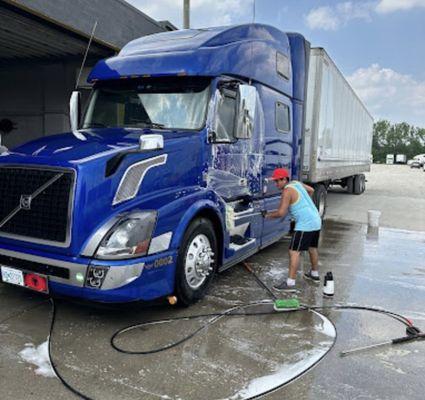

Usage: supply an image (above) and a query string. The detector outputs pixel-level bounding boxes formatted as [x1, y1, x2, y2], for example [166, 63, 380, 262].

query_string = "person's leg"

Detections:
[308, 247, 319, 271]
[304, 230, 320, 282]
[288, 249, 301, 280]
[288, 231, 303, 282]
[274, 231, 303, 291]
[274, 249, 300, 290]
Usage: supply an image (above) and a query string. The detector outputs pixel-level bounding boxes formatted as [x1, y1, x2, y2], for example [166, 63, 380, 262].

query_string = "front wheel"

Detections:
[175, 218, 217, 306]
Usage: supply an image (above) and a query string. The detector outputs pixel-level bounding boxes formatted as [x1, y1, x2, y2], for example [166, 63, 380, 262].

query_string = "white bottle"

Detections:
[323, 272, 334, 297]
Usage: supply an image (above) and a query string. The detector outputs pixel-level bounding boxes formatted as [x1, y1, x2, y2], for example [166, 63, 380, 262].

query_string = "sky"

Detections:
[125, 0, 425, 127]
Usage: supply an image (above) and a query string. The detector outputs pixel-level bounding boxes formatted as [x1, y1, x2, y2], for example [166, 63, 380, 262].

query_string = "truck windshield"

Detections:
[82, 77, 211, 131]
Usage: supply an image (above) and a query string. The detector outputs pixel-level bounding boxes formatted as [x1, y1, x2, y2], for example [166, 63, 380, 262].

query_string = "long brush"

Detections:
[242, 262, 301, 311]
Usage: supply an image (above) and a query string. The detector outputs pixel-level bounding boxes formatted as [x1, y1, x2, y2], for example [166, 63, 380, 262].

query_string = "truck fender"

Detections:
[170, 200, 225, 256]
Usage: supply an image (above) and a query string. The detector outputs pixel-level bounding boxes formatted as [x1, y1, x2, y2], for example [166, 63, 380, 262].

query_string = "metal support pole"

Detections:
[183, 0, 190, 29]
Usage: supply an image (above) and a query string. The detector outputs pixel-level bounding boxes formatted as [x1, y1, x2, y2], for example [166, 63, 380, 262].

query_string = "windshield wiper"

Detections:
[84, 122, 108, 128]
[151, 122, 166, 129]
[125, 122, 168, 130]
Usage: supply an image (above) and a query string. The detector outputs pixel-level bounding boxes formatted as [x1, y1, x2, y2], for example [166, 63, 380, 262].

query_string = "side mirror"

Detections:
[139, 134, 164, 151]
[69, 91, 81, 132]
[235, 85, 257, 140]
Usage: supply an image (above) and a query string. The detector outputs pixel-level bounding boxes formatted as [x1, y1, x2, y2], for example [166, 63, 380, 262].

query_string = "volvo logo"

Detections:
[20, 195, 33, 210]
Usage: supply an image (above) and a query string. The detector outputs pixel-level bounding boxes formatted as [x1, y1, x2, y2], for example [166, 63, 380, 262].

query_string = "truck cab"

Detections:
[0, 24, 308, 304]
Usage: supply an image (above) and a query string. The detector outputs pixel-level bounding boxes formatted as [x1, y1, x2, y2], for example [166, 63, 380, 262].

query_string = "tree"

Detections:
[372, 120, 425, 163]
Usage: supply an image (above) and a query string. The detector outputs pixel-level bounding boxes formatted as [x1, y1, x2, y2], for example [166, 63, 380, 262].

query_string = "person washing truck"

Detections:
[264, 168, 321, 291]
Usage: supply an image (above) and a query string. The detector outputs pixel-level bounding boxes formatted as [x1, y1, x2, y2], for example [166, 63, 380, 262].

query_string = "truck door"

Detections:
[207, 81, 264, 245]
[260, 87, 293, 247]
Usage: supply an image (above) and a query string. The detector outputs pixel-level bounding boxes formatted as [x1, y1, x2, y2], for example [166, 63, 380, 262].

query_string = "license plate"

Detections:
[1, 266, 24, 286]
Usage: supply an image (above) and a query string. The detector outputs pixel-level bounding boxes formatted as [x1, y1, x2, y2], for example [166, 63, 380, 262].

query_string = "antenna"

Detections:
[75, 20, 98, 90]
[250, 0, 256, 77]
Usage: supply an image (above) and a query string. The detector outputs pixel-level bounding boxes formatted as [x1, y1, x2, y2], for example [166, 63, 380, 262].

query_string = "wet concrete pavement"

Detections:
[327, 164, 425, 231]
[1, 165, 424, 399]
[1, 218, 424, 400]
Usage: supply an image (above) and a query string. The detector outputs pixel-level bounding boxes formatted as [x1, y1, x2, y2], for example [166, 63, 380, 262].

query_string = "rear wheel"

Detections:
[175, 218, 217, 306]
[360, 174, 366, 193]
[346, 176, 354, 194]
[313, 184, 327, 219]
[353, 174, 365, 195]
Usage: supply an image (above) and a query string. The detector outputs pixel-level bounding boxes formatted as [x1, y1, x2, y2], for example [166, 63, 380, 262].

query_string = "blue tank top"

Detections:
[287, 181, 321, 232]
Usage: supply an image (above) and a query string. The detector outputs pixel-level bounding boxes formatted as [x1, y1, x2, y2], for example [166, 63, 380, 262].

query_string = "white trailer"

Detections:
[302, 48, 374, 215]
[386, 154, 395, 164]
[395, 154, 407, 164]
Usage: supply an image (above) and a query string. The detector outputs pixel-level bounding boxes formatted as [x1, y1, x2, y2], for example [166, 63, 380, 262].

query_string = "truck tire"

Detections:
[175, 218, 217, 306]
[346, 176, 354, 194]
[353, 174, 365, 195]
[360, 174, 366, 193]
[313, 184, 327, 219]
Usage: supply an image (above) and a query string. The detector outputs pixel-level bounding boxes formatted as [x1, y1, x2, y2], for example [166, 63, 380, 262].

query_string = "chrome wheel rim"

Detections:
[184, 234, 214, 290]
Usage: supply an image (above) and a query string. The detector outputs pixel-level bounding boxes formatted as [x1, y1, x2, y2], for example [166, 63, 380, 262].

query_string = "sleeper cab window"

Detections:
[276, 52, 290, 80]
[276, 102, 291, 133]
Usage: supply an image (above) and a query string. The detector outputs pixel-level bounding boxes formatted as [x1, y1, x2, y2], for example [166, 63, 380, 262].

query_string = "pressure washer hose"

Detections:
[49, 256, 418, 400]
[2, 263, 419, 400]
[51, 299, 415, 400]
[49, 298, 338, 400]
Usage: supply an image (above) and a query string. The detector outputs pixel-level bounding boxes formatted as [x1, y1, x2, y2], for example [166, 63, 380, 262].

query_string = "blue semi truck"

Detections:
[0, 24, 372, 304]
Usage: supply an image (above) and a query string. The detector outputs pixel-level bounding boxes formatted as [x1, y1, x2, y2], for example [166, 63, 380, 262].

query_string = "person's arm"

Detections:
[265, 189, 291, 219]
[302, 183, 315, 198]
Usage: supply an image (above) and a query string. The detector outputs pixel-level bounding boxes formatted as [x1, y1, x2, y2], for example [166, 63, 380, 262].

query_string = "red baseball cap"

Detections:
[271, 168, 290, 180]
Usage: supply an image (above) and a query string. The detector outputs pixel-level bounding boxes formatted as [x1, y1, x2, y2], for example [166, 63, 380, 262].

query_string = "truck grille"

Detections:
[0, 167, 75, 246]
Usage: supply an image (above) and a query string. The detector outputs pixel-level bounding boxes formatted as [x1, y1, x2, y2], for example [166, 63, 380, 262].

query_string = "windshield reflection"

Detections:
[82, 77, 211, 131]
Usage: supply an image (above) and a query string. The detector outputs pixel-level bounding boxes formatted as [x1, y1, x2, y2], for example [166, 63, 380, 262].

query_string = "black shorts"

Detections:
[289, 230, 320, 252]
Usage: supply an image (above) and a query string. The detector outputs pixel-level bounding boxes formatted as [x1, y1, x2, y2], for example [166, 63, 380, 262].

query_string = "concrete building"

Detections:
[0, 0, 176, 149]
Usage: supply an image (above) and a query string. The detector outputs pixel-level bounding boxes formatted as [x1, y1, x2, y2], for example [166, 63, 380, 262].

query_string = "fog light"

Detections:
[75, 272, 85, 282]
[85, 266, 109, 289]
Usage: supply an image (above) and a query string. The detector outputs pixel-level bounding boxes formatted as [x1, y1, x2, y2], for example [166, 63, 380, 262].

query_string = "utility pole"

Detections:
[183, 0, 190, 29]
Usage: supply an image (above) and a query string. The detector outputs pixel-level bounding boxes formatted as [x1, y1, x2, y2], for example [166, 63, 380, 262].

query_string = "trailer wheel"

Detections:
[360, 174, 366, 193]
[175, 218, 217, 306]
[346, 177, 354, 194]
[313, 184, 327, 219]
[353, 174, 365, 195]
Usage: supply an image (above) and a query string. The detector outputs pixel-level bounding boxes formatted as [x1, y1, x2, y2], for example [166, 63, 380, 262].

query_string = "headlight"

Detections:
[95, 211, 157, 260]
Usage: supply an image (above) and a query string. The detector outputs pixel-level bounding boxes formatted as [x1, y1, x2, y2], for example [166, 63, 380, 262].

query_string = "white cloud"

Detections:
[348, 64, 425, 126]
[305, 2, 373, 31]
[126, 0, 252, 29]
[376, 0, 425, 14]
[306, 0, 425, 31]
[305, 6, 339, 31]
